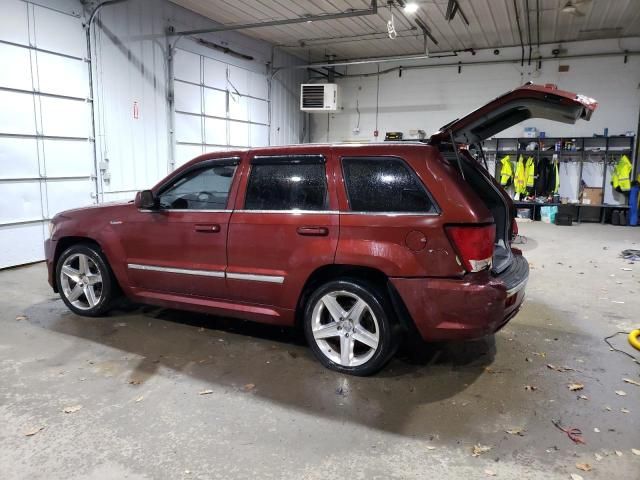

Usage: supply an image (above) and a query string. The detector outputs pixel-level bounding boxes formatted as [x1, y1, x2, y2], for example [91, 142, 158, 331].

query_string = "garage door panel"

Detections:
[0, 0, 29, 45]
[36, 52, 88, 98]
[204, 117, 227, 145]
[0, 181, 43, 223]
[249, 71, 268, 99]
[174, 81, 201, 114]
[0, 222, 46, 269]
[203, 58, 227, 90]
[40, 97, 90, 138]
[228, 65, 249, 95]
[33, 6, 85, 58]
[228, 94, 249, 121]
[0, 138, 39, 179]
[174, 50, 201, 84]
[176, 144, 203, 167]
[0, 43, 32, 90]
[175, 113, 202, 144]
[43, 140, 93, 177]
[250, 124, 269, 147]
[204, 88, 227, 118]
[0, 90, 36, 135]
[229, 121, 249, 147]
[249, 98, 268, 124]
[45, 179, 94, 216]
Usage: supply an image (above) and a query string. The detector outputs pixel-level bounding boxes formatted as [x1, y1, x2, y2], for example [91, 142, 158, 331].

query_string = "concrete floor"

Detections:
[1, 223, 639, 480]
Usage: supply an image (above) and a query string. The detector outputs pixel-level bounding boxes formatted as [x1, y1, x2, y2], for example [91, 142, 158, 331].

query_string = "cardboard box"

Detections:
[581, 187, 603, 205]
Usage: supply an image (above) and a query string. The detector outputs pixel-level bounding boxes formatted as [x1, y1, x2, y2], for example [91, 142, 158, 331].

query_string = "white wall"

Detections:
[90, 0, 306, 202]
[310, 38, 640, 143]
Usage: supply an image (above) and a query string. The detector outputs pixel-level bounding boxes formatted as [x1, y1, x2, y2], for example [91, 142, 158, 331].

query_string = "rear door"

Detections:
[226, 150, 339, 311]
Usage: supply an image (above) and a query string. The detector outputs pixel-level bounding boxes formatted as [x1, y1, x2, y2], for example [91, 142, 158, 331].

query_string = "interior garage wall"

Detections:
[92, 0, 307, 203]
[0, 0, 305, 269]
[309, 38, 640, 143]
[0, 0, 93, 268]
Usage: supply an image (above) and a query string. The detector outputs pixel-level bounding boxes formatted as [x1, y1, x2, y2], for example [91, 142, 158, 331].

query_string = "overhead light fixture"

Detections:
[404, 2, 419, 14]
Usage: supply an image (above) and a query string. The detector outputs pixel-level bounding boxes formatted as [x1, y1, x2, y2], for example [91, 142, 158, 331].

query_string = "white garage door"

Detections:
[173, 48, 270, 167]
[0, 1, 95, 269]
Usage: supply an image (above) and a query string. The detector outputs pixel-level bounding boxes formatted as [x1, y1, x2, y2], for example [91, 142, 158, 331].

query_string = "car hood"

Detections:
[53, 201, 132, 219]
[430, 82, 598, 145]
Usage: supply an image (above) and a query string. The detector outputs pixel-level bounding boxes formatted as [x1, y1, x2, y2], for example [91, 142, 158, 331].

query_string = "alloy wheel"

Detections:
[59, 253, 103, 310]
[311, 290, 380, 367]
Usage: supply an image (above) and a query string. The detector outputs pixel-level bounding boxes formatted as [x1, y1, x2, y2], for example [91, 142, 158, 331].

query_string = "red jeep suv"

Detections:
[45, 83, 596, 375]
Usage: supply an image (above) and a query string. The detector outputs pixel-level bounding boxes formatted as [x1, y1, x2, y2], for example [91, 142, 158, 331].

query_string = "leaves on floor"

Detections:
[614, 390, 627, 396]
[243, 383, 256, 392]
[471, 444, 492, 457]
[15, 315, 27, 321]
[198, 389, 214, 395]
[24, 426, 45, 437]
[622, 378, 640, 387]
[484, 469, 496, 476]
[135, 395, 144, 402]
[547, 364, 574, 372]
[505, 427, 526, 436]
[570, 474, 584, 480]
[575, 463, 592, 472]
[62, 405, 82, 414]
[568, 383, 584, 391]
[632, 449, 640, 456]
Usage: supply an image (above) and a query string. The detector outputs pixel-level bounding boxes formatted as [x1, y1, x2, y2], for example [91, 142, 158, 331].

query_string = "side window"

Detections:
[342, 157, 435, 213]
[158, 164, 237, 210]
[244, 156, 328, 211]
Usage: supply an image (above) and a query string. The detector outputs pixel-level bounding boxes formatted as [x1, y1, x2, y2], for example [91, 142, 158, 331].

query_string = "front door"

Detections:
[226, 151, 339, 313]
[121, 157, 240, 299]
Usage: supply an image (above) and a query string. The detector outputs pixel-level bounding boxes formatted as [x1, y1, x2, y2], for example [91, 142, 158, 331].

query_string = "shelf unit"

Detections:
[478, 135, 636, 223]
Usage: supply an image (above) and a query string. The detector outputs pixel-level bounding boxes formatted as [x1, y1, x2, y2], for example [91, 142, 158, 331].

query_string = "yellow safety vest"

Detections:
[499, 155, 513, 186]
[611, 155, 633, 192]
[525, 156, 535, 190]
[551, 155, 560, 194]
[514, 155, 527, 195]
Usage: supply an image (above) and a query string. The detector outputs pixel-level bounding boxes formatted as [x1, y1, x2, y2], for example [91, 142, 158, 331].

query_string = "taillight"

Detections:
[446, 224, 496, 273]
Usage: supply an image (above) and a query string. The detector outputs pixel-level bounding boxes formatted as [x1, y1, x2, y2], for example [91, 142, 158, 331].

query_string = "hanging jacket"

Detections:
[550, 154, 560, 194]
[499, 155, 513, 186]
[611, 155, 633, 192]
[514, 155, 527, 195]
[525, 156, 535, 194]
[534, 157, 550, 196]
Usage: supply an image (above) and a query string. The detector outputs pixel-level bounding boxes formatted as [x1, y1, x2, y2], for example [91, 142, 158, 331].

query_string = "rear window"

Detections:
[341, 157, 435, 213]
[245, 156, 328, 211]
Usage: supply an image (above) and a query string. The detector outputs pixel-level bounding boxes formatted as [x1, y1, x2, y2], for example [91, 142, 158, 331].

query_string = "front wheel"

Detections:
[56, 244, 116, 316]
[303, 279, 398, 376]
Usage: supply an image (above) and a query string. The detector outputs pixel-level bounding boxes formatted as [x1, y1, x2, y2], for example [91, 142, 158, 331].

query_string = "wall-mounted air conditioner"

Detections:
[300, 83, 339, 112]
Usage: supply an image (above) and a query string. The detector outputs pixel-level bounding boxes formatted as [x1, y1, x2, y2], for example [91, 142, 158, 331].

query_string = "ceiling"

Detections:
[171, 0, 640, 62]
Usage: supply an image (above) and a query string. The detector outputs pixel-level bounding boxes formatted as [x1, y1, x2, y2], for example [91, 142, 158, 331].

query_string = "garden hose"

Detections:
[629, 329, 640, 351]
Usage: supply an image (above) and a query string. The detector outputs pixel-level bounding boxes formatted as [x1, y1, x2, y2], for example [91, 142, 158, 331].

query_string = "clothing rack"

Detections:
[480, 135, 636, 222]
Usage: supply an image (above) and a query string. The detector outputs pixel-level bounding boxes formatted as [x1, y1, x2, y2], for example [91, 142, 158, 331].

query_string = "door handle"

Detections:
[296, 226, 329, 236]
[194, 224, 220, 233]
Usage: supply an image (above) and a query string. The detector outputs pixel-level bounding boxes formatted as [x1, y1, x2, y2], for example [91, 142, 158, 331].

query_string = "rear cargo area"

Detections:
[441, 149, 513, 274]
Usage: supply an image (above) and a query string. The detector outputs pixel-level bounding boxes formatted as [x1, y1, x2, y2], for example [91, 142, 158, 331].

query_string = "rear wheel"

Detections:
[56, 244, 116, 316]
[303, 279, 398, 376]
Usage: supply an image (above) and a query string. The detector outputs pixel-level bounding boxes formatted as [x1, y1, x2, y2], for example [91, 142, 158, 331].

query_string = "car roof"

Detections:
[193, 141, 432, 159]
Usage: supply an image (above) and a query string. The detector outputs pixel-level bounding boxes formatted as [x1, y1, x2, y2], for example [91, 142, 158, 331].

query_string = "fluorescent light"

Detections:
[404, 2, 419, 14]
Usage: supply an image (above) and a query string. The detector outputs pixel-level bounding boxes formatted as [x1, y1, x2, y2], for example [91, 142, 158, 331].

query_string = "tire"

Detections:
[55, 243, 117, 317]
[303, 278, 399, 376]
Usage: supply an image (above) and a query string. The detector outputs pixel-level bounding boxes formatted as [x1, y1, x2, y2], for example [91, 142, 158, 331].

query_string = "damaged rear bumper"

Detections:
[391, 253, 529, 341]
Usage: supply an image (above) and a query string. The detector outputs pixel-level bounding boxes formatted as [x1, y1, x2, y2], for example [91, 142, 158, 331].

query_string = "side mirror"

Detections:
[134, 190, 157, 209]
